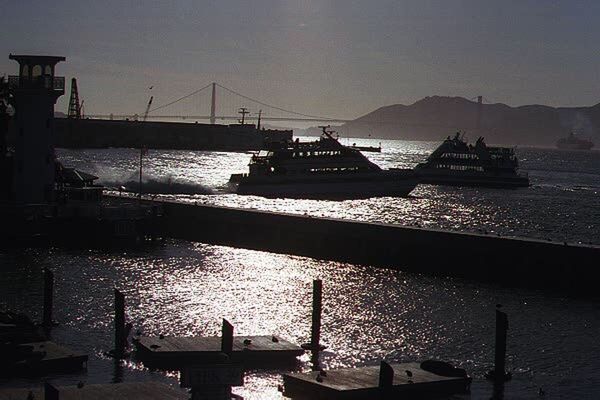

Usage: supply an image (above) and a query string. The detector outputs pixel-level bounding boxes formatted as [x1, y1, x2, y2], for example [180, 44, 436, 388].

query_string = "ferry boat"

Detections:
[556, 132, 594, 150]
[415, 132, 529, 188]
[229, 127, 418, 199]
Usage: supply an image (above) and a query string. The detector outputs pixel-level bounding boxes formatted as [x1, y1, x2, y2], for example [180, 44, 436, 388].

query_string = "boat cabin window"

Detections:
[257, 150, 272, 157]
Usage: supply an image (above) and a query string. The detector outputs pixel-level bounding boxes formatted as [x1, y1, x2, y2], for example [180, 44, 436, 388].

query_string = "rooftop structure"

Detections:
[8, 54, 65, 203]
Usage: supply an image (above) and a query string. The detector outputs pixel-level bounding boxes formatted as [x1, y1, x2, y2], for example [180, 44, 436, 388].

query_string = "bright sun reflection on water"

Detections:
[3, 140, 595, 398]
[3, 239, 600, 399]
[57, 137, 600, 245]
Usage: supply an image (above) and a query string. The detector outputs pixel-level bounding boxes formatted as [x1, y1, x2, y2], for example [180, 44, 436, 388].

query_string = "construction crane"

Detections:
[67, 78, 81, 119]
[142, 96, 153, 122]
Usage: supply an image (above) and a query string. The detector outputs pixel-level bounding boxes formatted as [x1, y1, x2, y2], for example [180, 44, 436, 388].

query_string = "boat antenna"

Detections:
[257, 109, 262, 130]
[318, 125, 332, 138]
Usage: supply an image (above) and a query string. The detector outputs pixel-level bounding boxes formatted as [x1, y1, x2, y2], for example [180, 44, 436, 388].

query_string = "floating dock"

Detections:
[135, 335, 304, 369]
[3, 341, 87, 375]
[0, 382, 187, 400]
[283, 362, 471, 399]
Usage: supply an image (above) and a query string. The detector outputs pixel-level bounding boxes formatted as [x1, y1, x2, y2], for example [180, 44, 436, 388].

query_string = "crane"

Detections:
[142, 96, 153, 122]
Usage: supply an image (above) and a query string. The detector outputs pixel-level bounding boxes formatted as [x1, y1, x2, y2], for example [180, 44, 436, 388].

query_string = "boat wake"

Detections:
[101, 176, 213, 195]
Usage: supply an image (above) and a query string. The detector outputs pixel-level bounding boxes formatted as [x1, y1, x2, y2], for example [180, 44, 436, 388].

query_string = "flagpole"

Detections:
[139, 147, 143, 200]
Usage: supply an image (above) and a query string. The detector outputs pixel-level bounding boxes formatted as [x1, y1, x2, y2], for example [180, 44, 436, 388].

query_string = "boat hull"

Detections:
[232, 170, 418, 199]
[556, 143, 594, 150]
[416, 170, 529, 188]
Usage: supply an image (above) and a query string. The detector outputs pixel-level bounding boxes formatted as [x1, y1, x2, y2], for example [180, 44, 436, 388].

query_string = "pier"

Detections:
[138, 197, 600, 290]
[283, 361, 471, 399]
[0, 382, 187, 400]
[6, 341, 88, 375]
[136, 335, 304, 369]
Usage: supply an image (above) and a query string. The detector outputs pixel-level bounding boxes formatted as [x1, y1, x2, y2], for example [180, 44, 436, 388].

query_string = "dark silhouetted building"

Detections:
[8, 54, 65, 204]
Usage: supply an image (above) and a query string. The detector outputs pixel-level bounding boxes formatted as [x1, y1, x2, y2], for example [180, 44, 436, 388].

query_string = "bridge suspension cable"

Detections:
[215, 83, 340, 121]
[148, 83, 213, 113]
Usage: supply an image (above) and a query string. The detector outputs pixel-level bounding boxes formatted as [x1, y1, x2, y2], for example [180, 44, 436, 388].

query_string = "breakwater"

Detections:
[125, 197, 599, 290]
[54, 118, 292, 150]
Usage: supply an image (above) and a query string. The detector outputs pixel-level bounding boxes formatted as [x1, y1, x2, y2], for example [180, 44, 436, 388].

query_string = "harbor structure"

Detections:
[7, 54, 65, 203]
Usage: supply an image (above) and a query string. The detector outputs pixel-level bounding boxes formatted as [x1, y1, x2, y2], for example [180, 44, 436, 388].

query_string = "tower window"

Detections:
[32, 65, 42, 77]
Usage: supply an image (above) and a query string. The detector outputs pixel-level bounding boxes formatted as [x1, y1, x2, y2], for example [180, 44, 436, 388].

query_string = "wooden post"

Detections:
[42, 268, 54, 327]
[221, 319, 233, 356]
[114, 289, 126, 358]
[494, 307, 508, 381]
[138, 148, 143, 200]
[44, 383, 59, 400]
[379, 361, 394, 388]
[486, 305, 510, 382]
[302, 279, 325, 371]
[310, 279, 322, 349]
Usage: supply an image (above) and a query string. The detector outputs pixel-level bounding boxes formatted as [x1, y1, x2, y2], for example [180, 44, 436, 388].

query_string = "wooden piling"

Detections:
[221, 319, 233, 356]
[44, 383, 59, 400]
[486, 305, 510, 382]
[302, 279, 324, 353]
[42, 268, 54, 327]
[494, 307, 508, 380]
[379, 361, 394, 388]
[114, 289, 126, 358]
[311, 279, 322, 349]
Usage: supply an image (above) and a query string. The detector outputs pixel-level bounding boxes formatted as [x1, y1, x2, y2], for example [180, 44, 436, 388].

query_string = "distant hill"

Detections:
[321, 96, 600, 146]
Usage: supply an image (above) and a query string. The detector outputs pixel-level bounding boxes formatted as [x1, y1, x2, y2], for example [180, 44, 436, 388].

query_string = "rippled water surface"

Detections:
[2, 138, 600, 399]
[57, 138, 600, 244]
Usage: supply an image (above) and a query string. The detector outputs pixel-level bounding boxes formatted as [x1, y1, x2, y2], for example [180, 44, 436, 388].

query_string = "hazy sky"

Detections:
[2, 0, 599, 120]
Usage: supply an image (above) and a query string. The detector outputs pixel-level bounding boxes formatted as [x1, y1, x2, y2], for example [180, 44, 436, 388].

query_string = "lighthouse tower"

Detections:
[8, 54, 65, 204]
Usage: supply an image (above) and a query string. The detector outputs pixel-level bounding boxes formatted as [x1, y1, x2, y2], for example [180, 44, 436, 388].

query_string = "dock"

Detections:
[128, 196, 600, 291]
[3, 341, 88, 375]
[135, 335, 304, 369]
[283, 362, 471, 400]
[0, 382, 187, 400]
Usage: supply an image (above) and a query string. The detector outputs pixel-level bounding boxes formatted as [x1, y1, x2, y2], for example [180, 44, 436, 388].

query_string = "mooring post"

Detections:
[379, 360, 394, 396]
[42, 268, 54, 327]
[114, 289, 126, 358]
[301, 279, 324, 370]
[44, 382, 59, 400]
[310, 279, 323, 350]
[301, 279, 325, 370]
[221, 318, 234, 356]
[486, 304, 510, 382]
[494, 306, 509, 381]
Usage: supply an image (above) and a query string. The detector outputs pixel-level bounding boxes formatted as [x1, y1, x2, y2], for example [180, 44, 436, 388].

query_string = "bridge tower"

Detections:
[67, 77, 81, 119]
[210, 82, 216, 124]
[8, 54, 65, 203]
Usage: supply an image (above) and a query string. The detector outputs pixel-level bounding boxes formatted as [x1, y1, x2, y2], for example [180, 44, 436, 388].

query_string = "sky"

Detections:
[1, 0, 599, 121]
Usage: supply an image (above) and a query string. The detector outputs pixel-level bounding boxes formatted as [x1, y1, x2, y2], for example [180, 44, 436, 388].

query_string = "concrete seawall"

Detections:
[138, 198, 600, 290]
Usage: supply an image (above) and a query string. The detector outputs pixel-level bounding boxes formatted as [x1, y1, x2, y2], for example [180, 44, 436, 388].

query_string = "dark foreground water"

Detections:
[2, 139, 600, 399]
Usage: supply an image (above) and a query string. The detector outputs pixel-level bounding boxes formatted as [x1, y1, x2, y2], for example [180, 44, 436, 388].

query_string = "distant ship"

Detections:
[556, 132, 594, 150]
[415, 132, 529, 188]
[229, 127, 418, 199]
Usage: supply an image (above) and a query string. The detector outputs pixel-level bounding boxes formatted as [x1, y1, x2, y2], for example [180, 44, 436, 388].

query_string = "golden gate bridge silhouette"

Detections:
[87, 82, 351, 124]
